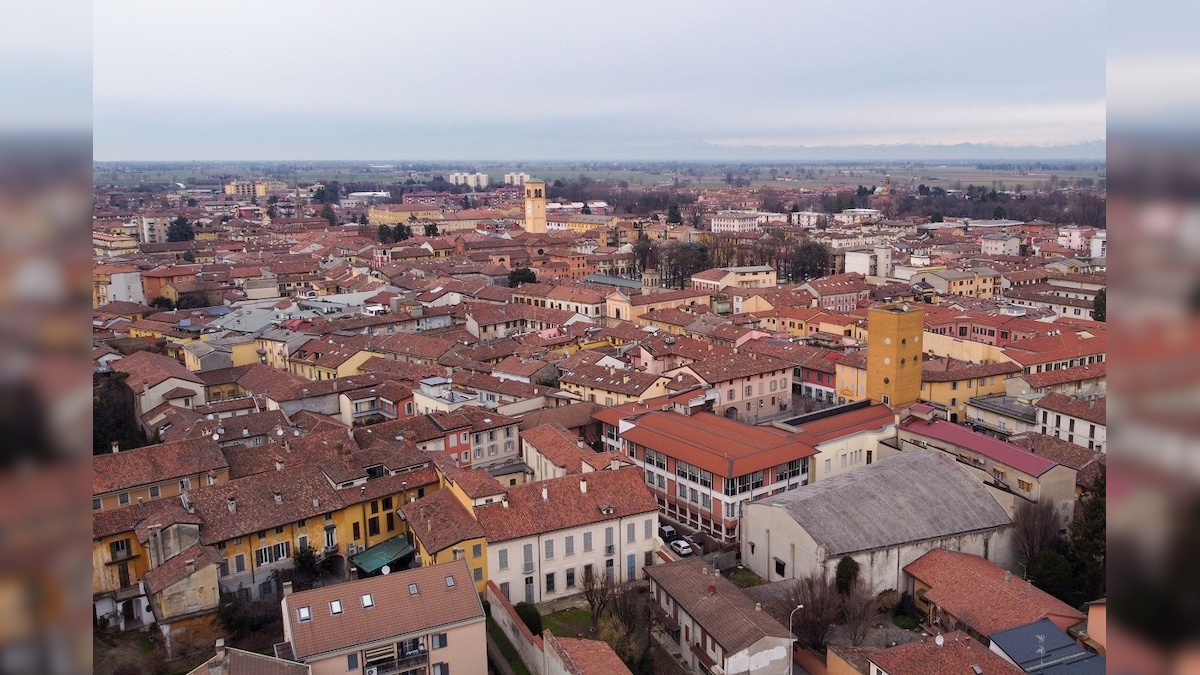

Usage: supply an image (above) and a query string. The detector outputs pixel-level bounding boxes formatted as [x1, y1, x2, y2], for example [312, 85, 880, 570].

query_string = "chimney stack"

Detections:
[313, 498, 320, 508]
[708, 584, 716, 596]
[282, 581, 293, 596]
[110, 441, 120, 453]
[184, 559, 195, 575]
[273, 490, 283, 504]
[579, 479, 587, 494]
[1004, 570, 1012, 583]
[227, 497, 236, 513]
[215, 638, 226, 660]
[542, 485, 549, 502]
[755, 602, 762, 611]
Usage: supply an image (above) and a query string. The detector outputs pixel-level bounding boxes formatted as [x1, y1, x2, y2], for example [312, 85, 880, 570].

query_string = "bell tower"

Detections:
[866, 303, 925, 409]
[523, 180, 547, 234]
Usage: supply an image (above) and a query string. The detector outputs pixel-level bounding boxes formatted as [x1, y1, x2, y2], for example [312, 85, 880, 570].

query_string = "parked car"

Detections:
[659, 525, 678, 543]
[669, 539, 693, 557]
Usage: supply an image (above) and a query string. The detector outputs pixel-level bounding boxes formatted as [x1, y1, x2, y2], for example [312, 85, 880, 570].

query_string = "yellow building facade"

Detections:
[865, 304, 925, 408]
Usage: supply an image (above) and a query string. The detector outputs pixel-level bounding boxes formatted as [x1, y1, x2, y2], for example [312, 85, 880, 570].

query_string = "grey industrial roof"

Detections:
[755, 450, 1011, 556]
[989, 618, 1106, 674]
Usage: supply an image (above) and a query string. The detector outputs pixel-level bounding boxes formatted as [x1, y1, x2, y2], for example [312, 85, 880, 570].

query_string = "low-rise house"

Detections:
[776, 401, 898, 482]
[903, 548, 1086, 643]
[559, 363, 671, 407]
[860, 632, 1023, 675]
[689, 265, 778, 292]
[740, 451, 1013, 592]
[521, 423, 625, 481]
[187, 639, 311, 675]
[278, 560, 486, 675]
[93, 438, 229, 513]
[111, 350, 207, 427]
[645, 557, 794, 675]
[666, 350, 793, 424]
[401, 488, 489, 593]
[478, 467, 659, 605]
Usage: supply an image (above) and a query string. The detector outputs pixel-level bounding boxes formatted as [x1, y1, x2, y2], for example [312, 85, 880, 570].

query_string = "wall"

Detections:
[487, 581, 545, 675]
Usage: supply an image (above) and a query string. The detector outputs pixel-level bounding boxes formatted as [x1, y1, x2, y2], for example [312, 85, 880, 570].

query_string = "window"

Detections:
[352, 522, 361, 540]
[825, 459, 831, 473]
[474, 567, 483, 582]
[329, 599, 342, 615]
[347, 653, 358, 671]
[432, 633, 448, 649]
[148, 485, 160, 498]
[605, 527, 614, 550]
[565, 535, 574, 556]
[500, 582, 510, 600]
[362, 593, 374, 608]
[118, 492, 130, 506]
[498, 548, 509, 570]
[297, 606, 312, 622]
[545, 539, 554, 560]
[627, 523, 636, 543]
[473, 543, 482, 558]
[1018, 479, 1032, 492]
[92, 498, 101, 511]
[432, 664, 449, 675]
[583, 531, 593, 552]
[566, 568, 576, 588]
[727, 388, 735, 400]
[775, 558, 786, 577]
[644, 519, 653, 540]
[234, 554, 245, 573]
[179, 478, 191, 491]
[546, 572, 556, 593]
[745, 385, 753, 397]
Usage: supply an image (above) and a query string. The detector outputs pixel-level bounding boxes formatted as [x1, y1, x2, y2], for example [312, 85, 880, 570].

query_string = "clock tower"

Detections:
[523, 180, 547, 234]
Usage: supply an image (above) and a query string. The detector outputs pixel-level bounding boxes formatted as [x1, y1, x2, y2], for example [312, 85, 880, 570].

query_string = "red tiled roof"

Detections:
[401, 488, 485, 554]
[903, 549, 1085, 636]
[143, 543, 224, 596]
[475, 466, 657, 543]
[283, 560, 484, 659]
[621, 411, 816, 478]
[868, 631, 1022, 675]
[899, 417, 1057, 477]
[93, 438, 228, 495]
[1034, 393, 1106, 426]
[1020, 361, 1105, 388]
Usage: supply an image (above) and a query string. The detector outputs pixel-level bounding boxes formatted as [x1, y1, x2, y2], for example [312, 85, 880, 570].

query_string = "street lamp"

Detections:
[785, 604, 803, 675]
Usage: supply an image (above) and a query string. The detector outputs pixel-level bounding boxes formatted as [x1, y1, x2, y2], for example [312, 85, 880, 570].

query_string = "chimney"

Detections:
[542, 485, 549, 501]
[1004, 570, 1012, 583]
[282, 581, 293, 597]
[312, 498, 320, 509]
[273, 490, 283, 504]
[708, 584, 716, 596]
[755, 602, 762, 612]
[215, 638, 226, 660]
[110, 441, 120, 453]
[184, 559, 195, 575]
[623, 374, 630, 384]
[609, 459, 619, 471]
[226, 497, 236, 513]
[502, 498, 509, 508]
[137, 496, 144, 508]
[579, 479, 587, 494]
[242, 427, 249, 437]
[702, 566, 709, 575]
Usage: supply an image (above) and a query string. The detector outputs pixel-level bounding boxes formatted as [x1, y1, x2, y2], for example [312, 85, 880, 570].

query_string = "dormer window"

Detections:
[366, 465, 386, 480]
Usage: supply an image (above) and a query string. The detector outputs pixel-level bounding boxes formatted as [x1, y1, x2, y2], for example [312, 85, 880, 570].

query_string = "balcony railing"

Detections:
[369, 650, 428, 674]
[604, 545, 615, 556]
[322, 543, 339, 557]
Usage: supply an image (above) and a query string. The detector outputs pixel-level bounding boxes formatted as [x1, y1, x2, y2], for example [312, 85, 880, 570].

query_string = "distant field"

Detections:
[94, 162, 1104, 191]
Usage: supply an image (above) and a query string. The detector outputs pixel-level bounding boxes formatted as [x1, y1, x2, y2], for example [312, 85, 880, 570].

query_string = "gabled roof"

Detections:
[755, 451, 1010, 556]
[620, 411, 816, 478]
[644, 557, 792, 655]
[868, 631, 1023, 675]
[475, 466, 657, 542]
[400, 488, 485, 554]
[904, 548, 1085, 636]
[93, 438, 228, 495]
[899, 417, 1059, 477]
[283, 560, 484, 659]
[989, 618, 1106, 674]
[111, 350, 204, 393]
[1034, 393, 1106, 426]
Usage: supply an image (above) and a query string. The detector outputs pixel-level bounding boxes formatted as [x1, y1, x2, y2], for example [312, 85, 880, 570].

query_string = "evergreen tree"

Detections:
[166, 216, 195, 242]
[1093, 287, 1106, 322]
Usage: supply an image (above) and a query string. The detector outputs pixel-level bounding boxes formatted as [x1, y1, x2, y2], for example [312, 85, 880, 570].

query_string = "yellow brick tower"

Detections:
[523, 180, 547, 234]
[866, 303, 925, 408]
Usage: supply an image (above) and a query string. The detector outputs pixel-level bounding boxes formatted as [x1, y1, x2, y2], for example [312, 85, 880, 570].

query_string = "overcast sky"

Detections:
[93, 0, 1106, 161]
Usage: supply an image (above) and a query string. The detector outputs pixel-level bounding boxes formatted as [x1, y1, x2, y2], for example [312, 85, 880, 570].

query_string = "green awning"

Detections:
[350, 534, 414, 574]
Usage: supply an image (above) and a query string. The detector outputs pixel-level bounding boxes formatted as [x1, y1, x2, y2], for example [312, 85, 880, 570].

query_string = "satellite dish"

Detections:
[212, 434, 220, 441]
[277, 428, 285, 436]
[935, 635, 944, 647]
[381, 565, 391, 575]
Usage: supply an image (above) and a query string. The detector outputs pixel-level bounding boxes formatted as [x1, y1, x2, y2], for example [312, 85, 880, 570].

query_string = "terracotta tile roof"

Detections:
[441, 464, 506, 499]
[619, 287, 711, 307]
[903, 549, 1085, 636]
[400, 488, 485, 554]
[899, 417, 1057, 477]
[868, 631, 1023, 675]
[1006, 432, 1103, 474]
[187, 646, 312, 675]
[545, 634, 632, 675]
[1002, 332, 1105, 367]
[790, 403, 895, 445]
[619, 411, 816, 479]
[521, 424, 599, 474]
[354, 415, 451, 449]
[282, 560, 484, 659]
[518, 402, 606, 432]
[1018, 362, 1105, 389]
[644, 557, 792, 655]
[143, 543, 224, 596]
[93, 438, 228, 496]
[187, 464, 346, 545]
[111, 350, 204, 393]
[1034, 393, 1106, 426]
[560, 364, 667, 397]
[676, 351, 791, 384]
[919, 355, 1022, 382]
[475, 466, 658, 542]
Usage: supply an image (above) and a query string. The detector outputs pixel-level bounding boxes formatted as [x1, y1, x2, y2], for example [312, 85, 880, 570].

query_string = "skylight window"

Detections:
[329, 600, 342, 615]
[445, 576, 455, 587]
[408, 583, 419, 595]
[297, 606, 311, 622]
[362, 593, 374, 608]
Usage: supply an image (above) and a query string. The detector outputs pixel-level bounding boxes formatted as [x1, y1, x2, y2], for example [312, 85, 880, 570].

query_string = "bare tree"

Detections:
[841, 580, 881, 646]
[769, 572, 840, 650]
[1013, 498, 1061, 564]
[581, 567, 616, 627]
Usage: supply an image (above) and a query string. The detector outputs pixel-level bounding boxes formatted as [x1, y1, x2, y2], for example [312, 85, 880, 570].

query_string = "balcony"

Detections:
[321, 543, 339, 557]
[522, 562, 535, 574]
[369, 650, 428, 674]
[604, 545, 615, 556]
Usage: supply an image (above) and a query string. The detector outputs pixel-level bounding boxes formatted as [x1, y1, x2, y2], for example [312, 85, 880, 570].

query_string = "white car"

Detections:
[669, 539, 693, 556]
